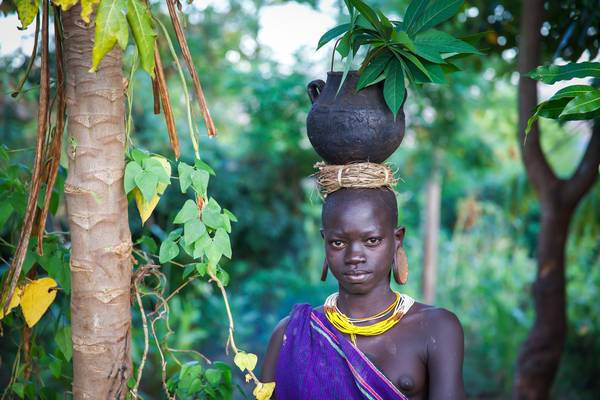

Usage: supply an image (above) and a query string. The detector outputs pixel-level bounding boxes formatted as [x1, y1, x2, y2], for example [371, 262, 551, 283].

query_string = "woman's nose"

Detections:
[344, 243, 366, 265]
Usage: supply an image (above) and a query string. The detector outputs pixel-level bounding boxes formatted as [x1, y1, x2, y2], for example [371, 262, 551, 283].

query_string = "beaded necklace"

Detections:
[324, 291, 415, 345]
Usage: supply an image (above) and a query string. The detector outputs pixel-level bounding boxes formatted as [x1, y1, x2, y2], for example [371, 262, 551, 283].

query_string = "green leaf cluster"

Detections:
[526, 62, 600, 134]
[167, 361, 233, 399]
[124, 148, 171, 202]
[158, 160, 236, 286]
[317, 0, 481, 117]
[91, 0, 156, 76]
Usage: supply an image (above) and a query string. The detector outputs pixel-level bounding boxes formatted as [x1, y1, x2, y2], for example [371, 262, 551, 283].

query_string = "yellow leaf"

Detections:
[0, 286, 23, 319]
[245, 373, 252, 383]
[133, 187, 160, 225]
[234, 351, 258, 372]
[80, 0, 101, 23]
[253, 382, 275, 400]
[51, 0, 78, 12]
[14, 0, 40, 29]
[20, 278, 58, 328]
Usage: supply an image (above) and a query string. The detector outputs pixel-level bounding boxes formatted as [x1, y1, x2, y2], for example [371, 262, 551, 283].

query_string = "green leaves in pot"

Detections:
[317, 0, 482, 118]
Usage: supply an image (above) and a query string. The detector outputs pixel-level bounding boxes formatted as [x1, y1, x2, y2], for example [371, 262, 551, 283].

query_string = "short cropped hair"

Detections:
[321, 188, 398, 229]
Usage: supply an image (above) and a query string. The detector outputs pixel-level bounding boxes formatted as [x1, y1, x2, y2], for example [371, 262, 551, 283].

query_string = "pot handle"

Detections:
[307, 80, 325, 104]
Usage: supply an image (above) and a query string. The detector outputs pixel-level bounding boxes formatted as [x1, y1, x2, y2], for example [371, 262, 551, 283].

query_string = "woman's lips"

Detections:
[343, 271, 372, 283]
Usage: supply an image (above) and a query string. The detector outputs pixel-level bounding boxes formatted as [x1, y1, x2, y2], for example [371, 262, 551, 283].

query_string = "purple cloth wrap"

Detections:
[274, 304, 408, 400]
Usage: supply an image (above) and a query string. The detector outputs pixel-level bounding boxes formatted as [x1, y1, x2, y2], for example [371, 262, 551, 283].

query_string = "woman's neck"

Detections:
[336, 282, 396, 319]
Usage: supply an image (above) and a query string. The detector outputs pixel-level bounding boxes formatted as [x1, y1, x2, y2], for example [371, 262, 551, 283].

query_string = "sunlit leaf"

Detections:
[253, 381, 275, 400]
[133, 187, 160, 224]
[528, 62, 600, 84]
[51, 0, 78, 12]
[559, 90, 600, 117]
[0, 286, 23, 319]
[234, 351, 258, 372]
[91, 0, 129, 72]
[548, 85, 596, 101]
[20, 277, 58, 327]
[14, 0, 39, 29]
[80, 0, 101, 23]
[126, 0, 156, 77]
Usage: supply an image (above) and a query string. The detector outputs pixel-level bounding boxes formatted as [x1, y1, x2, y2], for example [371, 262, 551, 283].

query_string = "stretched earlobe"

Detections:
[393, 246, 409, 285]
[321, 258, 328, 281]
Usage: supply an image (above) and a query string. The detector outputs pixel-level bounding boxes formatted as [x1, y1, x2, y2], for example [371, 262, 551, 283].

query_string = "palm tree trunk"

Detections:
[62, 6, 132, 398]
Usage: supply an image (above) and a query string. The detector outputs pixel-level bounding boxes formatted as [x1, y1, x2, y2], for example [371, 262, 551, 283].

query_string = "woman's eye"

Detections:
[330, 240, 345, 248]
[366, 238, 382, 245]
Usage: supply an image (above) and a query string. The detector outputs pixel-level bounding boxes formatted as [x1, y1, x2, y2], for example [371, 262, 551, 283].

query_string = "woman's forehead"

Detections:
[322, 197, 394, 232]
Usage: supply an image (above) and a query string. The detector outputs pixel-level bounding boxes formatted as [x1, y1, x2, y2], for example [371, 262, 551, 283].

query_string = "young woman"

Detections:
[261, 188, 465, 399]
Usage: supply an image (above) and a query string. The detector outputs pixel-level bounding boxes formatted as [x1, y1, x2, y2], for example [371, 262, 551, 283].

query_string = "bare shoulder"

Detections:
[260, 316, 291, 382]
[409, 302, 462, 327]
[271, 315, 291, 341]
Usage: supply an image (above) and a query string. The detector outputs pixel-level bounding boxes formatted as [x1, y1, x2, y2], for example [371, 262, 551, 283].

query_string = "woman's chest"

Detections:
[353, 329, 428, 398]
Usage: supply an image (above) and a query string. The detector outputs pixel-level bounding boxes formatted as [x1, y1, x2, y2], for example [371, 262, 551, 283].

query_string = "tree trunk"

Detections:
[62, 6, 132, 398]
[514, 0, 600, 397]
[422, 165, 441, 304]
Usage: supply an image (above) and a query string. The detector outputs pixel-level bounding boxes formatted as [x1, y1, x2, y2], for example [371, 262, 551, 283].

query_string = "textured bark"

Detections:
[514, 0, 600, 397]
[62, 6, 132, 399]
[422, 166, 441, 305]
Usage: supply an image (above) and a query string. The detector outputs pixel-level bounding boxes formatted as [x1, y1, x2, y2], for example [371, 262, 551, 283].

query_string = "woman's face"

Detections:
[321, 196, 403, 295]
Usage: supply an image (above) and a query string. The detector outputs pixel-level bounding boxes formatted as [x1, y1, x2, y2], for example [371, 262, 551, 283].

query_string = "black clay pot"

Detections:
[306, 71, 406, 165]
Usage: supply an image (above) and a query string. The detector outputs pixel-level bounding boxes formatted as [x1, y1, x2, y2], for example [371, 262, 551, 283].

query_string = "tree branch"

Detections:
[518, 0, 559, 197]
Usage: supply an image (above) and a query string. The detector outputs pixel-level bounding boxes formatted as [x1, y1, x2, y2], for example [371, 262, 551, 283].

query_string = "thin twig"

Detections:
[151, 77, 161, 114]
[11, 13, 40, 98]
[161, 275, 197, 307]
[2, 0, 50, 314]
[132, 280, 149, 399]
[209, 272, 260, 385]
[153, 44, 180, 159]
[154, 17, 199, 159]
[36, 8, 66, 255]
[166, 348, 212, 364]
[150, 312, 174, 400]
[166, 0, 217, 137]
[126, 52, 138, 149]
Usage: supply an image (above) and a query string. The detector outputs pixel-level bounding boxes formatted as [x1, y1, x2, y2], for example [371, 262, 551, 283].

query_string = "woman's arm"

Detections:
[427, 308, 466, 400]
[260, 316, 290, 383]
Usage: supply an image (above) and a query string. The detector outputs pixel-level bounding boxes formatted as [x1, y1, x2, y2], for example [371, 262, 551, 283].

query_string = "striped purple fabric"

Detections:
[274, 304, 408, 400]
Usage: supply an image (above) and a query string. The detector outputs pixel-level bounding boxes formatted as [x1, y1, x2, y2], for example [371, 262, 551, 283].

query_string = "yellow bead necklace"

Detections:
[324, 291, 415, 345]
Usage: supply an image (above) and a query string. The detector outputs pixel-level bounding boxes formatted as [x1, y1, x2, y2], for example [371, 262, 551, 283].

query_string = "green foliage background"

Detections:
[1, 0, 599, 398]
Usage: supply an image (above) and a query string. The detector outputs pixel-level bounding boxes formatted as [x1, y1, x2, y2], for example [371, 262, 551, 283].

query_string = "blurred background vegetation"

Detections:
[1, 0, 599, 398]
